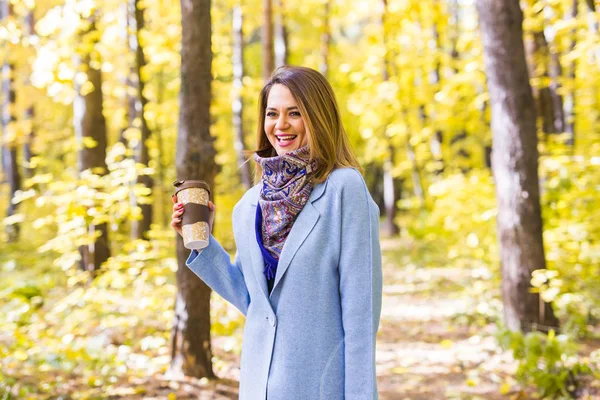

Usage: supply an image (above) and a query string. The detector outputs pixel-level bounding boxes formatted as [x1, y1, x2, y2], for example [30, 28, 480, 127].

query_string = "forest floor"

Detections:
[375, 236, 521, 399]
[2, 236, 599, 399]
[133, 236, 600, 400]
[118, 236, 537, 399]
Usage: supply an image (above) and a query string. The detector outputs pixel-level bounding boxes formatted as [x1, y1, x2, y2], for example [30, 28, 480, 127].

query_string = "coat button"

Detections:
[270, 315, 277, 327]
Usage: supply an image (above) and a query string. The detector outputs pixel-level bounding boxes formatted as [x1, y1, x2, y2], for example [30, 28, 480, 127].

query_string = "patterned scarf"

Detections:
[254, 145, 319, 264]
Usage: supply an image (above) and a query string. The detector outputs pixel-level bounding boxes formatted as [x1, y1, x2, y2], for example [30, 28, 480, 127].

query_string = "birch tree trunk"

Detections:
[232, 4, 252, 189]
[319, 1, 330, 77]
[548, 45, 566, 134]
[128, 0, 153, 240]
[564, 0, 578, 146]
[381, 0, 400, 236]
[476, 0, 559, 333]
[448, 0, 471, 167]
[1, 0, 21, 242]
[156, 67, 168, 227]
[429, 0, 444, 176]
[23, 7, 36, 180]
[274, 0, 288, 68]
[170, 0, 215, 379]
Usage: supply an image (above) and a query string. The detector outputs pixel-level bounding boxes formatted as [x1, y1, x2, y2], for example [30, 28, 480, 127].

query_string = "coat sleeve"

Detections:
[337, 170, 383, 399]
[186, 234, 250, 316]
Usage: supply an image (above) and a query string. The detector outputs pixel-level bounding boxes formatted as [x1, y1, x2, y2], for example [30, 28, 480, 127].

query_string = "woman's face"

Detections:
[264, 84, 308, 156]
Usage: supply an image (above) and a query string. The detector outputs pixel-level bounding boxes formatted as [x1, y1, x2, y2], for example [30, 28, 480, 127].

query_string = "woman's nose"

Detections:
[275, 115, 288, 129]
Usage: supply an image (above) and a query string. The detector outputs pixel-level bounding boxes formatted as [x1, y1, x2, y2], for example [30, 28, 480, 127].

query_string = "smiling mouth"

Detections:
[276, 135, 297, 142]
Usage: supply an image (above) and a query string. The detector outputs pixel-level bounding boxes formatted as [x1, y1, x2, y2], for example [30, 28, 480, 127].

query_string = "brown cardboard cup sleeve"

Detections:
[173, 180, 211, 250]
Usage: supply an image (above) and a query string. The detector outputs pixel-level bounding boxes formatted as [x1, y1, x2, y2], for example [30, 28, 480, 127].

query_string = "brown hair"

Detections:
[253, 66, 362, 184]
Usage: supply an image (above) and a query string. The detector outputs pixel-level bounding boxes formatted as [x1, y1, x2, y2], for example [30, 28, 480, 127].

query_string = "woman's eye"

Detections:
[290, 111, 301, 117]
[266, 111, 277, 117]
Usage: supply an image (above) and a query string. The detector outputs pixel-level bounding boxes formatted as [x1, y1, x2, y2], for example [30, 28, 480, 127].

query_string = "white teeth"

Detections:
[277, 135, 296, 141]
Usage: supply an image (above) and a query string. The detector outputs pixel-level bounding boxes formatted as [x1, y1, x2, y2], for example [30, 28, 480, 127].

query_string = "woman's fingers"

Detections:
[171, 218, 182, 236]
[171, 199, 215, 236]
[172, 200, 183, 213]
[171, 197, 184, 236]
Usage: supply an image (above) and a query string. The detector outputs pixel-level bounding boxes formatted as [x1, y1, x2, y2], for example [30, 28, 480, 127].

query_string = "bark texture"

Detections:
[262, 0, 274, 80]
[171, 0, 215, 379]
[564, 0, 578, 146]
[548, 48, 565, 134]
[24, 8, 36, 180]
[73, 15, 110, 272]
[476, 0, 558, 332]
[525, 27, 559, 135]
[128, 0, 153, 240]
[232, 4, 252, 189]
[319, 0, 330, 77]
[274, 0, 288, 68]
[429, 1, 444, 175]
[1, 0, 21, 242]
[380, 0, 399, 236]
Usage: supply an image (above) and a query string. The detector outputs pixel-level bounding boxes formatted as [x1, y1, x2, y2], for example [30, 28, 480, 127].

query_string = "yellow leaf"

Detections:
[3, 213, 25, 225]
[14, 350, 28, 361]
[82, 136, 98, 148]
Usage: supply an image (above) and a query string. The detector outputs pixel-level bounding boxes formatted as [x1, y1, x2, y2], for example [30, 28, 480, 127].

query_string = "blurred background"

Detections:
[0, 0, 599, 398]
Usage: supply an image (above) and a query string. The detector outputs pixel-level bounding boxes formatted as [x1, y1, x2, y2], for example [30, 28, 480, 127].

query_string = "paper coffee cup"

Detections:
[173, 180, 211, 250]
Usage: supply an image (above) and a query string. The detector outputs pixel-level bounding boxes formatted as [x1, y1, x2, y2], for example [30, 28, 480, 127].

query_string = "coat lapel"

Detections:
[271, 201, 320, 294]
[248, 179, 327, 300]
[247, 203, 271, 300]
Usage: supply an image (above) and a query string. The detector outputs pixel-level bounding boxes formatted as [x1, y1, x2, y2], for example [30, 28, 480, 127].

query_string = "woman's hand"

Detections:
[171, 195, 216, 238]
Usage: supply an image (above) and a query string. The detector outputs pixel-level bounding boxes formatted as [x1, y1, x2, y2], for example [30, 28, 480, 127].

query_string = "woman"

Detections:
[171, 66, 382, 400]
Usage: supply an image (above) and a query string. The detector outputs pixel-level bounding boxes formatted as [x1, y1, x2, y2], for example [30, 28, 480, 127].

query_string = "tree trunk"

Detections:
[171, 0, 215, 379]
[525, 25, 558, 136]
[548, 48, 566, 134]
[274, 0, 288, 68]
[430, 130, 444, 175]
[73, 14, 110, 272]
[1, 0, 21, 242]
[156, 67, 168, 228]
[584, 0, 598, 49]
[23, 104, 35, 180]
[319, 1, 330, 77]
[153, 0, 167, 227]
[476, 0, 559, 333]
[365, 162, 384, 212]
[232, 4, 251, 189]
[23, 7, 36, 180]
[448, 0, 471, 167]
[380, 0, 399, 235]
[584, 0, 600, 128]
[128, 0, 153, 240]
[429, 1, 444, 175]
[1, 42, 21, 242]
[118, 2, 130, 146]
[406, 135, 425, 207]
[262, 0, 274, 80]
[383, 145, 400, 236]
[564, 0, 578, 146]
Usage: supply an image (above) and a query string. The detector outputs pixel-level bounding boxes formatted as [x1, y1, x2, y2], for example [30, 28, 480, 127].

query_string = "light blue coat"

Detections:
[186, 168, 383, 400]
